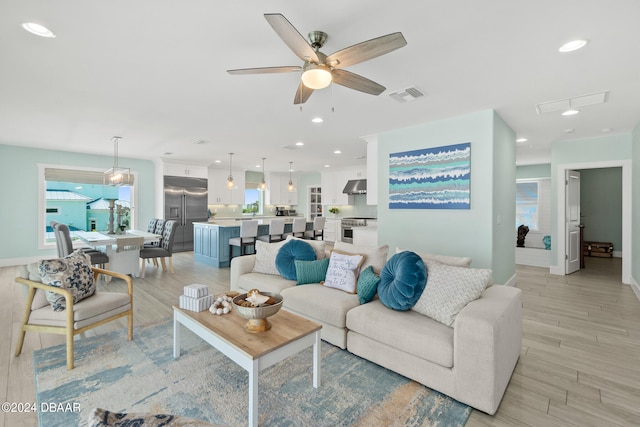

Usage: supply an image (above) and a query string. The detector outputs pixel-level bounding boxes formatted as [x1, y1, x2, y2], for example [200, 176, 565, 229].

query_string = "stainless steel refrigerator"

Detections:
[164, 176, 208, 252]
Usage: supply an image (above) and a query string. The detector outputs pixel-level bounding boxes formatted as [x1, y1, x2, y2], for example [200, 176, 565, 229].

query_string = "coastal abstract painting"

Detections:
[389, 142, 471, 209]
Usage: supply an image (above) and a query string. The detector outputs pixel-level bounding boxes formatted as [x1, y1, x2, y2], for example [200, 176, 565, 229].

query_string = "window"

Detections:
[38, 164, 137, 248]
[243, 188, 263, 215]
[516, 181, 539, 230]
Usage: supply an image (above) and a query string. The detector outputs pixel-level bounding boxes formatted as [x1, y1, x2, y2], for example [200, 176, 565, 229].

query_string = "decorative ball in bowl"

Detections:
[232, 291, 283, 333]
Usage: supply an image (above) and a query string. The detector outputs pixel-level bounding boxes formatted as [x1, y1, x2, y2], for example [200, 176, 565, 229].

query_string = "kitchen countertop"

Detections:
[197, 217, 307, 227]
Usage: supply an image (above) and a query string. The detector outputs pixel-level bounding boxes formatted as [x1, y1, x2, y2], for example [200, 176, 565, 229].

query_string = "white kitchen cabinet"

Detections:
[266, 173, 298, 205]
[163, 162, 208, 178]
[323, 218, 341, 243]
[321, 166, 366, 206]
[321, 171, 348, 205]
[207, 168, 245, 205]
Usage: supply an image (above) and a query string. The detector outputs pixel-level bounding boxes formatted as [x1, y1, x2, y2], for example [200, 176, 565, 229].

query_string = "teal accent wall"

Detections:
[549, 134, 632, 268]
[579, 168, 623, 252]
[633, 121, 640, 284]
[516, 164, 551, 179]
[377, 110, 516, 285]
[0, 144, 156, 264]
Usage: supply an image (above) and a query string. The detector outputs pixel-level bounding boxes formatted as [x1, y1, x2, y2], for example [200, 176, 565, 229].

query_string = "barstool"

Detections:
[287, 217, 307, 239]
[257, 218, 285, 243]
[229, 220, 259, 260]
[304, 216, 326, 240]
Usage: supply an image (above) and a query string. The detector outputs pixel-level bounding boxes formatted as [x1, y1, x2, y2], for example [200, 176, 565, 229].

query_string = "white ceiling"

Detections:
[2, 1, 640, 174]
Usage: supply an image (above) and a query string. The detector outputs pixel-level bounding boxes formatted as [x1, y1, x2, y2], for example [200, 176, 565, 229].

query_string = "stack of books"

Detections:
[179, 284, 214, 312]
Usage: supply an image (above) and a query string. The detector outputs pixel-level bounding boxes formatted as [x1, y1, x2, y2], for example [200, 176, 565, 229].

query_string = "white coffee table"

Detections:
[173, 305, 322, 427]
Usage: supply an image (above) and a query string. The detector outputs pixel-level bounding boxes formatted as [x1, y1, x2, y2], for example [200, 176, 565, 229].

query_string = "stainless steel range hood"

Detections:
[342, 179, 367, 194]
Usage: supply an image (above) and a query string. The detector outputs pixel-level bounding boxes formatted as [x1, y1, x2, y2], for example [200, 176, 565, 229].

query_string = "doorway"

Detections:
[554, 160, 631, 284]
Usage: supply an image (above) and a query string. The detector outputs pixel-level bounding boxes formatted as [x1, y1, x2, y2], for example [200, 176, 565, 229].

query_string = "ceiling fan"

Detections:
[227, 13, 407, 104]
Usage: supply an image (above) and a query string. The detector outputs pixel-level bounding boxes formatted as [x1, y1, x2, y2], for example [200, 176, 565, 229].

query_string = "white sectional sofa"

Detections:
[230, 239, 522, 415]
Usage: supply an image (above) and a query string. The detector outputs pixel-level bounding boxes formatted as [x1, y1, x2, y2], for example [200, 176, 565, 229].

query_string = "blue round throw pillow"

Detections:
[378, 251, 427, 311]
[275, 239, 316, 280]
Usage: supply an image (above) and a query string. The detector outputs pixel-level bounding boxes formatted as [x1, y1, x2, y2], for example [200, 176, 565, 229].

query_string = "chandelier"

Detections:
[104, 136, 132, 186]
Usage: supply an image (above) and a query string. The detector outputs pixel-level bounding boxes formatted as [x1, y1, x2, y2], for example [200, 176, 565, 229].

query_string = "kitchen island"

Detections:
[193, 219, 313, 268]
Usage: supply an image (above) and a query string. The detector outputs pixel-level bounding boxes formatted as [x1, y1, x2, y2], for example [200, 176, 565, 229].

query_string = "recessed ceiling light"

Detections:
[562, 109, 580, 116]
[163, 152, 173, 155]
[255, 164, 261, 168]
[516, 138, 528, 143]
[214, 160, 221, 163]
[324, 164, 331, 168]
[296, 142, 304, 146]
[334, 150, 341, 154]
[564, 128, 574, 133]
[192, 139, 206, 145]
[601, 127, 613, 133]
[22, 22, 56, 38]
[559, 39, 588, 53]
[311, 117, 323, 123]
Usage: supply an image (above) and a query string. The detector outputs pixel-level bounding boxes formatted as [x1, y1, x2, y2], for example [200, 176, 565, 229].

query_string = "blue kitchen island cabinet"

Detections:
[193, 220, 311, 268]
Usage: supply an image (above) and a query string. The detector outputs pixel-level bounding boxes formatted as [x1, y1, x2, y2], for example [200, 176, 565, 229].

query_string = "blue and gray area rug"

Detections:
[34, 321, 471, 426]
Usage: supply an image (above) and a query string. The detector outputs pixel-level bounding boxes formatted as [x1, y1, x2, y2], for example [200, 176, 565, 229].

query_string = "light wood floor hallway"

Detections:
[1, 254, 639, 426]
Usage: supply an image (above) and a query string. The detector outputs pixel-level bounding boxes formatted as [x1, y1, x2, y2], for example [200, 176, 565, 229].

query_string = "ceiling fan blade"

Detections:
[264, 13, 320, 64]
[331, 69, 386, 95]
[227, 66, 301, 75]
[293, 81, 314, 104]
[326, 32, 407, 69]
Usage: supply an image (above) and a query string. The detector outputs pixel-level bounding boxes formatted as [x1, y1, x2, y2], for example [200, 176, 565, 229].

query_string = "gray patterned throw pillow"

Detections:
[411, 260, 491, 326]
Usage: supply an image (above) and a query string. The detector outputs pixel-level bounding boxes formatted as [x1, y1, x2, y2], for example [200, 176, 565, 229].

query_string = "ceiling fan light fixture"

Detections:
[301, 64, 332, 89]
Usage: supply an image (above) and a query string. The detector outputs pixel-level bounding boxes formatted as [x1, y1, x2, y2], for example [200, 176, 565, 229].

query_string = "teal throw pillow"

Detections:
[356, 265, 380, 304]
[275, 239, 316, 280]
[295, 258, 330, 285]
[377, 251, 427, 311]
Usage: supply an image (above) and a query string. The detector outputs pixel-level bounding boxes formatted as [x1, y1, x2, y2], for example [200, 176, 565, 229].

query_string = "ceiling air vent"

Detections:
[536, 91, 609, 114]
[389, 86, 424, 103]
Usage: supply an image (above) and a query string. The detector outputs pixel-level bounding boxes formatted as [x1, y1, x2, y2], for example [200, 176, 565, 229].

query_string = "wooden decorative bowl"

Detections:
[232, 292, 283, 333]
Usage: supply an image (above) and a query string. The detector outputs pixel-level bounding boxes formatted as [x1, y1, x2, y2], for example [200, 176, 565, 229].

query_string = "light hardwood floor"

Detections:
[2, 254, 639, 427]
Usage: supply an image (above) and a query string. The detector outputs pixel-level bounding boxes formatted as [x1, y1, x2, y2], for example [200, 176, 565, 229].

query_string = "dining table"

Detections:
[75, 230, 161, 277]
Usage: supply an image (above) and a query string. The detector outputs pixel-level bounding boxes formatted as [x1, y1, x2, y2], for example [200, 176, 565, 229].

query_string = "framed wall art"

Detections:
[389, 142, 471, 209]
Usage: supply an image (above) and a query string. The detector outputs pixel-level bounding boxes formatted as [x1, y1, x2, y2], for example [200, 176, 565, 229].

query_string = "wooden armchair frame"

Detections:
[14, 267, 133, 370]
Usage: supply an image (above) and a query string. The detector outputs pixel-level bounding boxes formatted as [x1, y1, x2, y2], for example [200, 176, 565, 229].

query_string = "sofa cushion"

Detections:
[39, 250, 96, 312]
[295, 258, 330, 285]
[322, 250, 365, 294]
[356, 266, 380, 304]
[334, 241, 389, 274]
[275, 239, 316, 280]
[237, 272, 296, 294]
[412, 260, 492, 326]
[252, 240, 288, 275]
[347, 300, 454, 368]
[282, 284, 360, 328]
[286, 235, 327, 259]
[377, 251, 427, 311]
[396, 247, 471, 268]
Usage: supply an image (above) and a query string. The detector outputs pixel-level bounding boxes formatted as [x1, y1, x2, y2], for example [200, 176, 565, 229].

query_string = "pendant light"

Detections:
[259, 157, 267, 190]
[226, 153, 234, 189]
[103, 136, 132, 186]
[288, 161, 295, 192]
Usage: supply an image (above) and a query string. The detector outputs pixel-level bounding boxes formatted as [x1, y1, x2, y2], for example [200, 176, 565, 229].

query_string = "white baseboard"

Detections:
[630, 276, 640, 302]
[503, 273, 517, 287]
